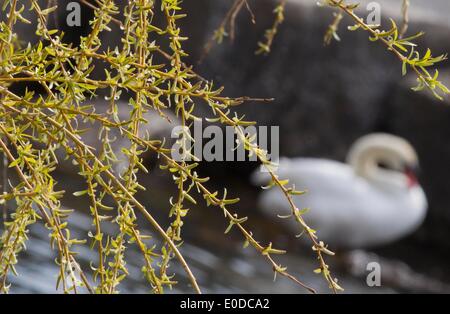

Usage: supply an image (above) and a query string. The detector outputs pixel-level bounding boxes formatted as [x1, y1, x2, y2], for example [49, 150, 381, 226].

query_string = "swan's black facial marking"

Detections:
[376, 160, 402, 173]
[377, 161, 391, 171]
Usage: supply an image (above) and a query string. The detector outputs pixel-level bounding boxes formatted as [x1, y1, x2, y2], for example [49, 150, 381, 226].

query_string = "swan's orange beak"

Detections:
[405, 165, 420, 188]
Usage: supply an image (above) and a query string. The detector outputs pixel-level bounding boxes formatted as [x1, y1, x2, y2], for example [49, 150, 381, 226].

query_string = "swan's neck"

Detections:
[348, 149, 406, 189]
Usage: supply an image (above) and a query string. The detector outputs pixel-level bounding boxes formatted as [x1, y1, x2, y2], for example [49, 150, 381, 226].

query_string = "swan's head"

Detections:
[346, 133, 420, 188]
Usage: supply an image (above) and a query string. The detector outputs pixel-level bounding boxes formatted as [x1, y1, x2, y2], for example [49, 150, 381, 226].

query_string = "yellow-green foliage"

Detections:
[0, 0, 447, 294]
[324, 0, 449, 100]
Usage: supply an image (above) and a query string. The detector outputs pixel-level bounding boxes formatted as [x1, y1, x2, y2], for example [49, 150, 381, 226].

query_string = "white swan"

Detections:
[252, 133, 428, 249]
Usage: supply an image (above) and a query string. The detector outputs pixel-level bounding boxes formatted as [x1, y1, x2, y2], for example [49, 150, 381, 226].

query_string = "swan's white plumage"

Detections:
[253, 146, 428, 249]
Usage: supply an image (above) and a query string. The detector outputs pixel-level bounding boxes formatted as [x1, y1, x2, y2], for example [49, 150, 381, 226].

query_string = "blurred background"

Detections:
[2, 0, 450, 293]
